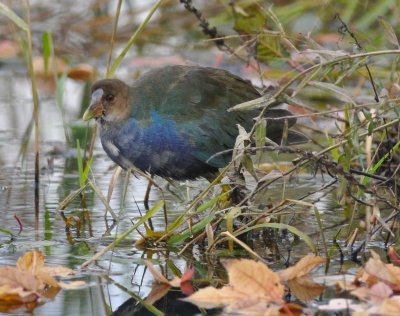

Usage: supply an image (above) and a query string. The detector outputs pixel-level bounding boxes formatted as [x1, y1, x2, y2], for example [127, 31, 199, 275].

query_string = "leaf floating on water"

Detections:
[278, 254, 324, 281]
[184, 259, 301, 314]
[0, 251, 84, 313]
[145, 260, 194, 297]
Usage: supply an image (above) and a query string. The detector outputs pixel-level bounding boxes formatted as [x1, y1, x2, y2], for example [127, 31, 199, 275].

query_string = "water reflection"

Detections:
[0, 62, 354, 315]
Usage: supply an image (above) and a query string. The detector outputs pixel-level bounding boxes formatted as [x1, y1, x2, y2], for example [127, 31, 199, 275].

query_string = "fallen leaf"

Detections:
[185, 286, 246, 309]
[380, 296, 400, 314]
[145, 260, 194, 289]
[351, 282, 393, 305]
[17, 251, 45, 272]
[185, 259, 286, 314]
[57, 281, 86, 290]
[364, 252, 400, 286]
[287, 276, 325, 301]
[223, 259, 284, 299]
[278, 254, 324, 281]
[145, 261, 194, 299]
[145, 261, 170, 284]
[145, 283, 171, 305]
[0, 251, 83, 311]
[0, 267, 44, 293]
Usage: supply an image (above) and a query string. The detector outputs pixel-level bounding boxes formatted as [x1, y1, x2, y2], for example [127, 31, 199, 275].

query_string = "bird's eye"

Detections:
[105, 94, 114, 102]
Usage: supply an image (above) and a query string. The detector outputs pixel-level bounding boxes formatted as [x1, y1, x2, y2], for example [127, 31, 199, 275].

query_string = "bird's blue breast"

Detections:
[100, 112, 211, 179]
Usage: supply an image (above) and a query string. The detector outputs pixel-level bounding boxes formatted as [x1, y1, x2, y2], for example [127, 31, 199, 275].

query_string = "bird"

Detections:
[82, 65, 307, 181]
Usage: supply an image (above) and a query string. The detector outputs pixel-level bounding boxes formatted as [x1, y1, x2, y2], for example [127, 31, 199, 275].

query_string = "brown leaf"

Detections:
[223, 259, 284, 299]
[287, 276, 325, 301]
[0, 267, 44, 293]
[380, 297, 400, 314]
[364, 252, 400, 285]
[57, 281, 86, 290]
[351, 282, 393, 305]
[224, 296, 281, 315]
[145, 283, 171, 305]
[17, 251, 74, 288]
[278, 255, 324, 281]
[17, 251, 45, 272]
[40, 266, 74, 278]
[145, 260, 194, 292]
[186, 259, 286, 314]
[184, 286, 245, 309]
[145, 261, 172, 285]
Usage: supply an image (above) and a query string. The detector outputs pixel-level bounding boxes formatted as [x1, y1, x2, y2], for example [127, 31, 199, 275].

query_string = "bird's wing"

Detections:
[129, 65, 260, 168]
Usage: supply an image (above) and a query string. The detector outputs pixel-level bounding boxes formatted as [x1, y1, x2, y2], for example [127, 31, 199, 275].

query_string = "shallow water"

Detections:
[0, 2, 393, 315]
[0, 72, 331, 315]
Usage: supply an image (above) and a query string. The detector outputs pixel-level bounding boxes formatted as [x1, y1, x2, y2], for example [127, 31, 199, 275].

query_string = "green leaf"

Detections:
[167, 213, 215, 245]
[196, 191, 229, 213]
[233, 3, 267, 34]
[42, 31, 53, 75]
[109, 0, 164, 77]
[255, 119, 266, 148]
[363, 140, 400, 185]
[0, 227, 13, 235]
[76, 139, 84, 188]
[226, 207, 241, 252]
[0, 3, 28, 32]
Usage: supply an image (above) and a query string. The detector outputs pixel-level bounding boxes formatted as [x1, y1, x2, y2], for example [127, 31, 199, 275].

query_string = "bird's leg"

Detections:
[144, 176, 154, 231]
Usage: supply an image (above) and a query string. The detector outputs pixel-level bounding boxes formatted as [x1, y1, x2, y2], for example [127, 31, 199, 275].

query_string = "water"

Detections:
[0, 2, 391, 315]
[0, 70, 362, 315]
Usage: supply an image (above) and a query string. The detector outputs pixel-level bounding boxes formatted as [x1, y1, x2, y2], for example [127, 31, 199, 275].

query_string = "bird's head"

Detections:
[83, 79, 130, 122]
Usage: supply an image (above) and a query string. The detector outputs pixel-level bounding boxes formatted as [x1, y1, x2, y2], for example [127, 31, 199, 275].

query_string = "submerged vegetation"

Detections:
[1, 0, 400, 314]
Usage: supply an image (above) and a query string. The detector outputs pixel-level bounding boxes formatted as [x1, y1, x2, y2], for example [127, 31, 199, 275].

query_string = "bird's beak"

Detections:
[83, 88, 104, 121]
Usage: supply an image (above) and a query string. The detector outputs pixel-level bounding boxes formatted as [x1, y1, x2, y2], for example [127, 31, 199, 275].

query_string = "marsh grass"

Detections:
[2, 0, 400, 274]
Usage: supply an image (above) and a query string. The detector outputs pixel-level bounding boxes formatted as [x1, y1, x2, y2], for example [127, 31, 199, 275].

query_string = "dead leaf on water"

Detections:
[145, 260, 195, 299]
[184, 259, 297, 315]
[278, 254, 324, 281]
[0, 251, 85, 313]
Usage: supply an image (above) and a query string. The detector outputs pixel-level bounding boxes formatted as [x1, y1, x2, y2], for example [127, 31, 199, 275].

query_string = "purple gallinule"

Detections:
[82, 65, 306, 180]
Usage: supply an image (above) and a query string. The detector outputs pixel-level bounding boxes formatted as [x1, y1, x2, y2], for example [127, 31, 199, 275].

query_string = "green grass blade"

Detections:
[42, 31, 53, 74]
[167, 213, 215, 245]
[76, 139, 84, 188]
[363, 140, 400, 186]
[0, 227, 13, 235]
[109, 0, 165, 77]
